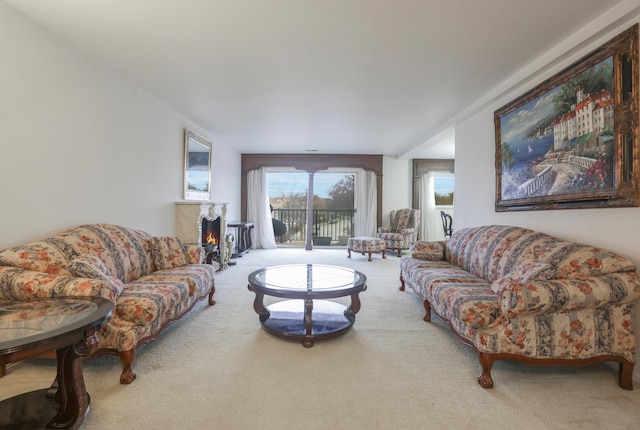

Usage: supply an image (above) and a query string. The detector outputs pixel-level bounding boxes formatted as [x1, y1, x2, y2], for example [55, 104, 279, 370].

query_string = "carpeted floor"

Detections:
[2, 248, 640, 429]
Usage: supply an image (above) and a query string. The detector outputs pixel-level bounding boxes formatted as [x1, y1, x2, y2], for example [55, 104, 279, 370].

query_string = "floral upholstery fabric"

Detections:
[67, 254, 125, 297]
[0, 240, 73, 276]
[185, 245, 204, 265]
[454, 303, 636, 363]
[411, 240, 446, 261]
[376, 208, 420, 253]
[429, 282, 499, 329]
[116, 280, 191, 325]
[490, 262, 556, 295]
[411, 267, 488, 301]
[137, 265, 214, 297]
[400, 224, 640, 364]
[0, 266, 121, 302]
[150, 236, 190, 269]
[0, 224, 157, 283]
[0, 224, 215, 357]
[498, 272, 640, 319]
[347, 237, 385, 253]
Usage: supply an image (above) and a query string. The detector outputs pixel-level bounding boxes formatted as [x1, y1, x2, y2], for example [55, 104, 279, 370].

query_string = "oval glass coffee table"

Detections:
[0, 297, 113, 430]
[247, 264, 367, 347]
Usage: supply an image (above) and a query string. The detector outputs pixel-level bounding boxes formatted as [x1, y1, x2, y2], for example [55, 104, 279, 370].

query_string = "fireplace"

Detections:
[202, 217, 221, 246]
[175, 201, 230, 270]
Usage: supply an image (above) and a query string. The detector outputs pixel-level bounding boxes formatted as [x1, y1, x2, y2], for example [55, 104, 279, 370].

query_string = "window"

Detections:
[434, 176, 455, 206]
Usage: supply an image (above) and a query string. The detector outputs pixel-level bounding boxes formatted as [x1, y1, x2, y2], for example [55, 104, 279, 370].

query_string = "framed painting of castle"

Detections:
[495, 24, 639, 211]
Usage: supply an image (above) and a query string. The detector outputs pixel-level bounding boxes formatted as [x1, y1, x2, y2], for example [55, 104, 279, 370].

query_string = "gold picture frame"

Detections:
[495, 24, 639, 211]
[184, 129, 212, 201]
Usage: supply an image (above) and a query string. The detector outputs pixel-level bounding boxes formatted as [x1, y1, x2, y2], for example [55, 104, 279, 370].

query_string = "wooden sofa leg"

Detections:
[619, 361, 634, 390]
[399, 273, 405, 291]
[423, 300, 431, 322]
[119, 349, 137, 384]
[208, 282, 216, 306]
[477, 352, 495, 389]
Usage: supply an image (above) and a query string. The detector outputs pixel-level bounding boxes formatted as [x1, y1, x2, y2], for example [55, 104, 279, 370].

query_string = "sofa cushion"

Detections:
[0, 266, 121, 303]
[410, 266, 488, 300]
[116, 280, 191, 325]
[411, 241, 445, 261]
[137, 265, 215, 297]
[0, 240, 72, 276]
[150, 237, 189, 270]
[48, 224, 156, 282]
[490, 262, 556, 295]
[185, 245, 204, 264]
[498, 273, 640, 318]
[430, 282, 499, 329]
[550, 244, 637, 279]
[67, 254, 125, 296]
[399, 258, 458, 289]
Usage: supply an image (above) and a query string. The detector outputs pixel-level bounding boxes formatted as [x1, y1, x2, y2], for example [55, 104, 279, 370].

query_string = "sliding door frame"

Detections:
[241, 154, 383, 229]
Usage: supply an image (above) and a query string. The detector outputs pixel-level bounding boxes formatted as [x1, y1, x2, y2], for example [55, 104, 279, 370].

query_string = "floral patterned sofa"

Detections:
[0, 224, 216, 384]
[400, 225, 640, 389]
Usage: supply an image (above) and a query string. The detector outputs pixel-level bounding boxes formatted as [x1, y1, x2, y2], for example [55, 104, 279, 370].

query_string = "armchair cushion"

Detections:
[150, 237, 189, 270]
[389, 208, 419, 232]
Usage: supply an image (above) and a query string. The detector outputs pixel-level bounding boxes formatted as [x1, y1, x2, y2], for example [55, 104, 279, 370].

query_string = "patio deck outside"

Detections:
[272, 208, 355, 247]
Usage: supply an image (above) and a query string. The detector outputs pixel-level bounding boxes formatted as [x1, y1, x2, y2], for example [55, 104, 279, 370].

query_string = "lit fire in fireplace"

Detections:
[206, 232, 218, 245]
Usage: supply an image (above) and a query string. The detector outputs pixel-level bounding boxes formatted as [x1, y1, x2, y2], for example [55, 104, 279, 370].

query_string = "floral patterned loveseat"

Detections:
[0, 224, 216, 384]
[400, 225, 640, 389]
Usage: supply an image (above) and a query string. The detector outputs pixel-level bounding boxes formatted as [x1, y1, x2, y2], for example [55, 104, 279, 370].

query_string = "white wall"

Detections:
[455, 10, 640, 382]
[0, 2, 241, 249]
[381, 156, 412, 226]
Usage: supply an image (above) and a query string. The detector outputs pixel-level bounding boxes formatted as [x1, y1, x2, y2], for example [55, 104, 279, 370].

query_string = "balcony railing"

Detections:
[272, 209, 355, 246]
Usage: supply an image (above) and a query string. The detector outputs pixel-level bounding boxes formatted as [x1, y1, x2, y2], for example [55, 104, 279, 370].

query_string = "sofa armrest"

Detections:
[378, 226, 391, 233]
[400, 228, 415, 235]
[410, 240, 446, 261]
[0, 266, 120, 303]
[499, 272, 640, 318]
[185, 245, 205, 264]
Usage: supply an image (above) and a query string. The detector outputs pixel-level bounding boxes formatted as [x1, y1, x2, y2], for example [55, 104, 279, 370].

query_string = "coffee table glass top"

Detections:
[0, 298, 101, 345]
[250, 264, 365, 292]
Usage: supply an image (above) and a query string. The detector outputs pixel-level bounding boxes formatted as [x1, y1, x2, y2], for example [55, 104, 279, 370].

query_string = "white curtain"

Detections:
[247, 168, 277, 249]
[355, 169, 377, 237]
[419, 172, 444, 242]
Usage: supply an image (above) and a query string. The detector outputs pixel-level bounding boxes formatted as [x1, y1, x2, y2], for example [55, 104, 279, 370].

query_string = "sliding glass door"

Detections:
[266, 171, 355, 248]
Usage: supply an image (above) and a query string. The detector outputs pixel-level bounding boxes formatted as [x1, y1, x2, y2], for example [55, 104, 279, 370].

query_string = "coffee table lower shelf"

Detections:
[260, 300, 355, 348]
[0, 388, 77, 430]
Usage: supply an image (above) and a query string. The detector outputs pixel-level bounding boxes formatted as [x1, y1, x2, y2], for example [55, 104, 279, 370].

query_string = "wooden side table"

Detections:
[0, 297, 113, 430]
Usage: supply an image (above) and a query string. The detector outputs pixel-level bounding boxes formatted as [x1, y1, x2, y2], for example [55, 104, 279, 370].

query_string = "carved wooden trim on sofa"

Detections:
[91, 281, 215, 384]
[399, 274, 634, 390]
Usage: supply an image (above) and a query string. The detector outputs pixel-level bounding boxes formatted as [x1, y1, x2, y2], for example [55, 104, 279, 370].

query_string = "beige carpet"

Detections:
[2, 248, 640, 429]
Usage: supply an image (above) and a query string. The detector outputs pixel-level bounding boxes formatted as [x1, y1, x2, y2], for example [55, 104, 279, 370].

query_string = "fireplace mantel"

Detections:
[175, 201, 229, 270]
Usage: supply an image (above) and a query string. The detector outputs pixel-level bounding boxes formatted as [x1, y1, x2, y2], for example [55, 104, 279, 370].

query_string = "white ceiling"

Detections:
[5, 0, 628, 158]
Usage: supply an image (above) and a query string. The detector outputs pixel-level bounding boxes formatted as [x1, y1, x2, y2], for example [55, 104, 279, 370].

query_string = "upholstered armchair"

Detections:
[376, 208, 420, 256]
